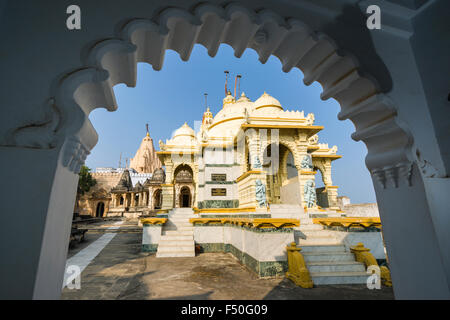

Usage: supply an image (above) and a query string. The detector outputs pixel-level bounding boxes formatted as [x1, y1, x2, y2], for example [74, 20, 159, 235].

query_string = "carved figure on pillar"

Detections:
[253, 156, 262, 169]
[304, 180, 316, 208]
[255, 179, 267, 207]
[301, 155, 313, 170]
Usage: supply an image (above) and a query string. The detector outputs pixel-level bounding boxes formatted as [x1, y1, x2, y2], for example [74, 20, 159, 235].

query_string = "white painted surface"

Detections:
[194, 225, 294, 262]
[62, 221, 123, 289]
[142, 225, 162, 244]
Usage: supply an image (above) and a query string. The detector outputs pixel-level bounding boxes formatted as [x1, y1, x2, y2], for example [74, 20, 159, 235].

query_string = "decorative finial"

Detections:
[236, 74, 242, 97]
[224, 70, 229, 96]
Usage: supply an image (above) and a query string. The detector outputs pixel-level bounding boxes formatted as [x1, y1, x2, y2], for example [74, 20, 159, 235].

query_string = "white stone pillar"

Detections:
[0, 140, 87, 299]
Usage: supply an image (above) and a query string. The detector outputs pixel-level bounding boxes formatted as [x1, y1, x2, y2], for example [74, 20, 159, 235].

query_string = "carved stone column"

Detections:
[161, 184, 174, 210]
[130, 192, 135, 208]
[325, 186, 339, 209]
[143, 191, 148, 207]
[322, 159, 333, 186]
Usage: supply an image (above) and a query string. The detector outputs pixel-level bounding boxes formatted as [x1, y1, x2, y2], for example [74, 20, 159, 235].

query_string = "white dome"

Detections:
[213, 92, 252, 121]
[254, 92, 282, 110]
[173, 122, 195, 138]
[169, 122, 197, 147]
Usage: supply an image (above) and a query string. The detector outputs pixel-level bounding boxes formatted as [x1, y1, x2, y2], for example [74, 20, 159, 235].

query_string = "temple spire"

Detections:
[224, 70, 229, 96]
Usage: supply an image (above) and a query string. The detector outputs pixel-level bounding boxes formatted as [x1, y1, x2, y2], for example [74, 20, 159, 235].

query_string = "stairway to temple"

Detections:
[269, 204, 304, 218]
[156, 208, 195, 258]
[295, 213, 370, 285]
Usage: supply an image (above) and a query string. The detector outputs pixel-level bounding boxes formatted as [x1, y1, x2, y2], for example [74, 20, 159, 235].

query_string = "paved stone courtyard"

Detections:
[61, 222, 394, 300]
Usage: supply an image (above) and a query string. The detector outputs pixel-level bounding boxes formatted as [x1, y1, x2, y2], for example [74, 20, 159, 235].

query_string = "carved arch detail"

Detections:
[5, 2, 413, 185]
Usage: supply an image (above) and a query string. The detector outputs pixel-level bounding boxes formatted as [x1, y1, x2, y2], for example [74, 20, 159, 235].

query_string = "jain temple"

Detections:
[80, 91, 342, 217]
[77, 90, 386, 284]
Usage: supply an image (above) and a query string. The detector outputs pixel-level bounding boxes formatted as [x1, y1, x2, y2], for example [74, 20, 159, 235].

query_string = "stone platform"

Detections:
[61, 222, 393, 300]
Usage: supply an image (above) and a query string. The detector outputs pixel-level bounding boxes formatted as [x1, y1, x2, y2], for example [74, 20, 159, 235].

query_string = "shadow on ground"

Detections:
[62, 230, 394, 300]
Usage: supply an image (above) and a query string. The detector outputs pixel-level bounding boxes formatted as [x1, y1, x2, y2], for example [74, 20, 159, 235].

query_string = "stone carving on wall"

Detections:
[308, 134, 318, 145]
[159, 139, 166, 151]
[175, 168, 193, 183]
[201, 130, 208, 142]
[253, 156, 262, 169]
[304, 180, 316, 208]
[371, 161, 413, 189]
[5, 3, 413, 190]
[301, 154, 313, 170]
[329, 146, 338, 154]
[62, 136, 90, 174]
[255, 179, 267, 207]
[306, 113, 315, 125]
[3, 98, 61, 149]
[243, 108, 250, 124]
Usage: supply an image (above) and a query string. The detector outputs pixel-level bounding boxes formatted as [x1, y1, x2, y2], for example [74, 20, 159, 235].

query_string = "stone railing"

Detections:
[350, 243, 392, 287]
[312, 217, 381, 229]
[140, 217, 167, 226]
[190, 217, 299, 229]
[285, 242, 313, 288]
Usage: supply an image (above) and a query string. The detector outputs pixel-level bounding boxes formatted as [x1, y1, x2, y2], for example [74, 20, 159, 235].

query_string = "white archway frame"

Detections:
[3, 2, 449, 300]
[10, 3, 413, 184]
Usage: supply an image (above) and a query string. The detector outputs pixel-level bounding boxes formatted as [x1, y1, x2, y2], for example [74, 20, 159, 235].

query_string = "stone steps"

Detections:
[299, 239, 341, 245]
[298, 230, 334, 237]
[310, 271, 369, 285]
[163, 226, 193, 231]
[163, 230, 194, 236]
[156, 252, 195, 258]
[159, 235, 193, 241]
[156, 208, 195, 258]
[301, 244, 346, 253]
[307, 261, 366, 273]
[297, 224, 323, 231]
[303, 251, 356, 263]
[159, 239, 194, 246]
[157, 242, 194, 250]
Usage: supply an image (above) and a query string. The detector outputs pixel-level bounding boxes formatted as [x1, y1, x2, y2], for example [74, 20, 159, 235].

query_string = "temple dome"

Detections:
[173, 122, 195, 138]
[208, 93, 253, 138]
[254, 92, 282, 111]
[213, 92, 252, 121]
[169, 122, 197, 147]
[150, 167, 165, 183]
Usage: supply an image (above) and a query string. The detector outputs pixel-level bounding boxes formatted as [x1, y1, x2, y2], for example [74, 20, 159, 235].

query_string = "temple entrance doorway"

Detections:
[174, 164, 194, 208]
[180, 187, 191, 208]
[262, 143, 300, 205]
[96, 202, 105, 217]
[153, 189, 162, 209]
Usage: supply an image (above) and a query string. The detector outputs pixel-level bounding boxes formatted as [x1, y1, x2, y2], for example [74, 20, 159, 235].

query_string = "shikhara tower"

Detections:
[130, 124, 162, 173]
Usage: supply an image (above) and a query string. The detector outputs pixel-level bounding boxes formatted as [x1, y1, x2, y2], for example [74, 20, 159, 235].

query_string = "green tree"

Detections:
[77, 165, 97, 195]
[74, 166, 97, 214]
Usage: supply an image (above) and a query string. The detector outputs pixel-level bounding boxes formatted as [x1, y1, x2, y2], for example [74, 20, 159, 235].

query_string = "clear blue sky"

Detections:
[86, 44, 376, 204]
